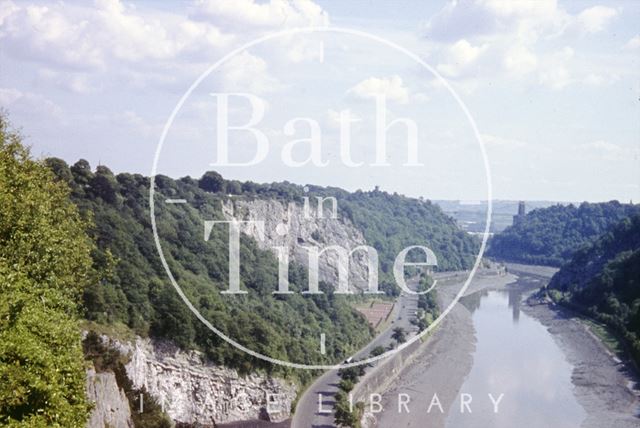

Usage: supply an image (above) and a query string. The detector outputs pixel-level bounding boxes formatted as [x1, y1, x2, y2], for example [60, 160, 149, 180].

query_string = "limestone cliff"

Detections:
[222, 198, 372, 292]
[86, 367, 133, 428]
[87, 334, 297, 427]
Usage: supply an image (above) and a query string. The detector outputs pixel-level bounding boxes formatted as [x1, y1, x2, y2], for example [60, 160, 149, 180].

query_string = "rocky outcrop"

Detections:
[86, 367, 133, 428]
[222, 198, 373, 291]
[91, 335, 297, 426]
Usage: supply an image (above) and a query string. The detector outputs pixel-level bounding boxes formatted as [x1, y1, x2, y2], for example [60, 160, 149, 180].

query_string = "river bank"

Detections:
[371, 264, 640, 428]
[507, 263, 640, 428]
[370, 268, 518, 427]
[523, 299, 640, 428]
[234, 264, 640, 428]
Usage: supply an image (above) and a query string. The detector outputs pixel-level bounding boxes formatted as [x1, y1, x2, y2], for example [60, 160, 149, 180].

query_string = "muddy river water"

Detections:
[446, 286, 586, 428]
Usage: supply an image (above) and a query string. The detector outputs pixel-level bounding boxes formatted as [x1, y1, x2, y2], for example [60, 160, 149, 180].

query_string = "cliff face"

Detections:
[85, 368, 133, 428]
[87, 335, 297, 427]
[222, 198, 372, 292]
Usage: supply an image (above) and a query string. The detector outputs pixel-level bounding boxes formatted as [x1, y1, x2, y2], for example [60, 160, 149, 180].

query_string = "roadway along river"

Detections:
[289, 266, 639, 428]
[291, 278, 421, 428]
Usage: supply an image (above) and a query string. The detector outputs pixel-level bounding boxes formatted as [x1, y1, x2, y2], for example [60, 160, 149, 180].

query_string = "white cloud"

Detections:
[577, 6, 618, 34]
[482, 133, 528, 149]
[624, 35, 640, 50]
[119, 110, 158, 138]
[412, 92, 430, 103]
[219, 51, 283, 94]
[584, 140, 620, 151]
[0, 0, 331, 95]
[424, 0, 565, 44]
[347, 75, 409, 103]
[503, 45, 538, 76]
[37, 69, 99, 94]
[538, 46, 574, 90]
[422, 1, 628, 91]
[0, 87, 22, 105]
[0, 3, 104, 69]
[577, 140, 633, 161]
[0, 87, 63, 120]
[0, 0, 234, 71]
[583, 73, 604, 86]
[326, 108, 362, 130]
[437, 39, 487, 77]
[189, 0, 329, 30]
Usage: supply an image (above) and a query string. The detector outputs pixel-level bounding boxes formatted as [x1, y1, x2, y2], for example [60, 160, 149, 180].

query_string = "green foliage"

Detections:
[369, 345, 385, 357]
[48, 163, 377, 383]
[199, 171, 225, 193]
[417, 276, 438, 313]
[488, 202, 639, 266]
[334, 390, 362, 428]
[337, 365, 366, 383]
[548, 214, 640, 366]
[312, 187, 479, 296]
[46, 158, 476, 383]
[338, 378, 355, 393]
[391, 326, 406, 344]
[0, 117, 94, 426]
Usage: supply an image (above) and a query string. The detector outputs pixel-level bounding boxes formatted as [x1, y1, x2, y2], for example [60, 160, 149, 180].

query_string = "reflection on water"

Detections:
[446, 284, 586, 428]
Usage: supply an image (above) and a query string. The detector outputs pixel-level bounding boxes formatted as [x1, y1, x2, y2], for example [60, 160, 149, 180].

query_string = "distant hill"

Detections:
[486, 201, 639, 266]
[45, 158, 478, 379]
[547, 214, 640, 364]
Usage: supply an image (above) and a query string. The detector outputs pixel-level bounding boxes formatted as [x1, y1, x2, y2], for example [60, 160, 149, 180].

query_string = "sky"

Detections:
[0, 0, 638, 202]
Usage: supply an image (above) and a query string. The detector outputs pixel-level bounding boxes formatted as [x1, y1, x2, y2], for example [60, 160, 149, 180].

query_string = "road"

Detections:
[291, 279, 421, 428]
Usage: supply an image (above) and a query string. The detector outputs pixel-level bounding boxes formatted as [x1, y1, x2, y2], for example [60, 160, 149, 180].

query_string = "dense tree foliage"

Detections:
[414, 276, 438, 331]
[0, 118, 94, 426]
[312, 187, 479, 296]
[42, 161, 475, 384]
[46, 164, 380, 383]
[546, 214, 640, 365]
[488, 202, 639, 266]
[391, 327, 406, 344]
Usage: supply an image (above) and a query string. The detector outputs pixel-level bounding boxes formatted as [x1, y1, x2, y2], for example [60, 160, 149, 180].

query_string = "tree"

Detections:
[226, 180, 242, 194]
[547, 214, 640, 366]
[60, 156, 374, 384]
[334, 390, 362, 428]
[90, 165, 119, 204]
[45, 157, 74, 184]
[392, 326, 406, 344]
[70, 158, 94, 188]
[199, 170, 225, 193]
[338, 365, 365, 383]
[488, 202, 639, 266]
[338, 378, 355, 393]
[0, 114, 96, 426]
[369, 345, 385, 357]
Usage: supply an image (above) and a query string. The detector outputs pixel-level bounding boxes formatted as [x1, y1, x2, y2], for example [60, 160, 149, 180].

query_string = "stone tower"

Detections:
[513, 201, 526, 225]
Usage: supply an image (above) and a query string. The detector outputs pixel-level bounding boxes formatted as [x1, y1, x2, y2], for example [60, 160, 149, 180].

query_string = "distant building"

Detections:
[513, 201, 526, 225]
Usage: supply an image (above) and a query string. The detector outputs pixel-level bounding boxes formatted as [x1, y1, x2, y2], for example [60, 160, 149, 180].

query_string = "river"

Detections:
[446, 285, 586, 427]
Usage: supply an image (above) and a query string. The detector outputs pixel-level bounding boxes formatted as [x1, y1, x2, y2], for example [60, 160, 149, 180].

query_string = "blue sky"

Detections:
[0, 0, 638, 202]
